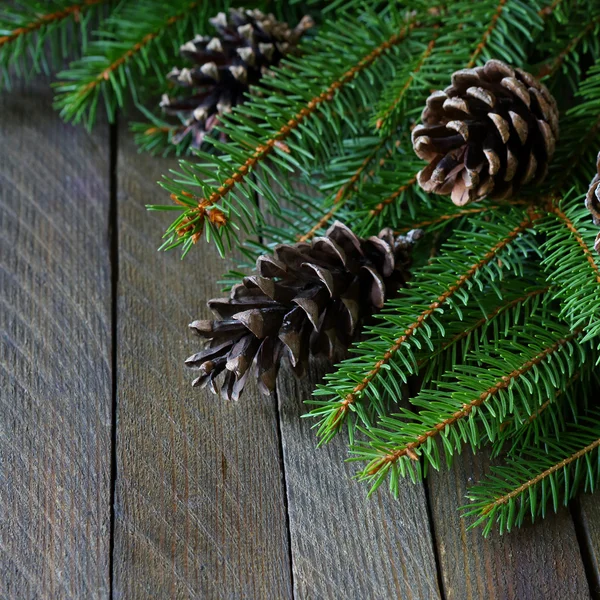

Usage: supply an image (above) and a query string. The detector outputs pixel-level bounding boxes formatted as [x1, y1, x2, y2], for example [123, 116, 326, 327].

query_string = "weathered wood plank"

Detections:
[576, 496, 600, 597]
[428, 448, 591, 600]
[112, 133, 292, 599]
[0, 82, 112, 598]
[277, 361, 442, 600]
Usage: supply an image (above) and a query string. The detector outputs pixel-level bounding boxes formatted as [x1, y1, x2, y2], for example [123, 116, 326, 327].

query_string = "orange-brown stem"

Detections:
[537, 16, 600, 79]
[394, 199, 529, 233]
[481, 434, 600, 514]
[376, 33, 438, 129]
[547, 204, 600, 284]
[331, 209, 543, 424]
[466, 0, 507, 68]
[429, 286, 549, 364]
[370, 329, 582, 475]
[369, 178, 417, 216]
[0, 0, 105, 47]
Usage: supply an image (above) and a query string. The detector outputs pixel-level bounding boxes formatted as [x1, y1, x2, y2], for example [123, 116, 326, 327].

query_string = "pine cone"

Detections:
[412, 59, 559, 206]
[585, 151, 600, 253]
[161, 8, 313, 148]
[186, 222, 422, 400]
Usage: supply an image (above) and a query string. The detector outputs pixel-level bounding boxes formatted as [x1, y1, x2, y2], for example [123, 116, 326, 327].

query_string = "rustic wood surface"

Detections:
[112, 132, 292, 599]
[578, 496, 600, 597]
[2, 81, 600, 600]
[0, 82, 112, 598]
[276, 361, 441, 600]
[428, 449, 591, 600]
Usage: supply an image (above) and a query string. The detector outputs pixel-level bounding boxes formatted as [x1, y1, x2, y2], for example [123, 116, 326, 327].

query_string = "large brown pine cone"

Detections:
[412, 59, 559, 206]
[585, 151, 600, 252]
[186, 222, 422, 400]
[161, 8, 313, 148]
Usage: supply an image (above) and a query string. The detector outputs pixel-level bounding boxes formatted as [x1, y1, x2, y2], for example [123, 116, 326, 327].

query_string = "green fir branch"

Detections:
[0, 0, 110, 88]
[464, 414, 600, 535]
[151, 6, 436, 257]
[351, 319, 587, 492]
[541, 192, 600, 347]
[490, 365, 599, 457]
[54, 0, 226, 127]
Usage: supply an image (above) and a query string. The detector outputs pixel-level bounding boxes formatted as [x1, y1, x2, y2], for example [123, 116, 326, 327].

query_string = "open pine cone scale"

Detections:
[186, 222, 421, 400]
[161, 8, 314, 148]
[412, 59, 559, 206]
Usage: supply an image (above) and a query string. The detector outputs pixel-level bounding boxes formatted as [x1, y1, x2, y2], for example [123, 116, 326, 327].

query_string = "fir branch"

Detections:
[0, 0, 103, 47]
[547, 203, 600, 284]
[541, 193, 600, 346]
[157, 15, 420, 255]
[466, 0, 508, 68]
[54, 0, 219, 127]
[368, 178, 417, 217]
[297, 160, 413, 243]
[295, 136, 394, 242]
[374, 31, 439, 134]
[0, 0, 109, 88]
[537, 12, 600, 79]
[464, 416, 600, 535]
[394, 199, 530, 234]
[154, 0, 543, 257]
[309, 207, 542, 440]
[547, 60, 600, 192]
[491, 366, 598, 456]
[355, 325, 584, 488]
[421, 284, 550, 384]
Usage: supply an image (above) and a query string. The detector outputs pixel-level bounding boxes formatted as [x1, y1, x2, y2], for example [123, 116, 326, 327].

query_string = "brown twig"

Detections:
[329, 209, 543, 427]
[394, 199, 530, 233]
[536, 16, 600, 79]
[547, 203, 600, 284]
[0, 0, 105, 47]
[376, 33, 439, 130]
[369, 329, 582, 474]
[481, 434, 600, 514]
[466, 0, 508, 68]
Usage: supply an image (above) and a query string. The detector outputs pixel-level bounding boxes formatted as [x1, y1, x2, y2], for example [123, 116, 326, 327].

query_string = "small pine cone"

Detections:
[161, 8, 313, 148]
[412, 59, 559, 206]
[585, 151, 600, 253]
[186, 222, 422, 400]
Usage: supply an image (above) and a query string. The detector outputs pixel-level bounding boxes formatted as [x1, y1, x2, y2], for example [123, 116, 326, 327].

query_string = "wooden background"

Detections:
[2, 79, 600, 600]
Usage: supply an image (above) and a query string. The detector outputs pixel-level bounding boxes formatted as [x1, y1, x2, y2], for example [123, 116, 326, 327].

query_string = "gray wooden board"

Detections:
[0, 81, 112, 598]
[276, 360, 442, 600]
[262, 176, 441, 599]
[428, 447, 591, 600]
[112, 133, 292, 598]
[577, 495, 600, 596]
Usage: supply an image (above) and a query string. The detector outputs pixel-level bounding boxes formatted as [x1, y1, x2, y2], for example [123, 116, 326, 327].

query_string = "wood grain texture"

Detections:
[277, 361, 442, 600]
[0, 82, 112, 598]
[428, 447, 591, 600]
[112, 133, 292, 599]
[576, 495, 600, 597]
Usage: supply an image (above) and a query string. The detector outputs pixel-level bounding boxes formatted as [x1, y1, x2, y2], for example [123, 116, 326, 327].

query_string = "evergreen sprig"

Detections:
[202, 0, 600, 536]
[8, 0, 599, 537]
[151, 0, 549, 258]
[54, 0, 228, 127]
[0, 0, 111, 88]
[464, 413, 600, 535]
